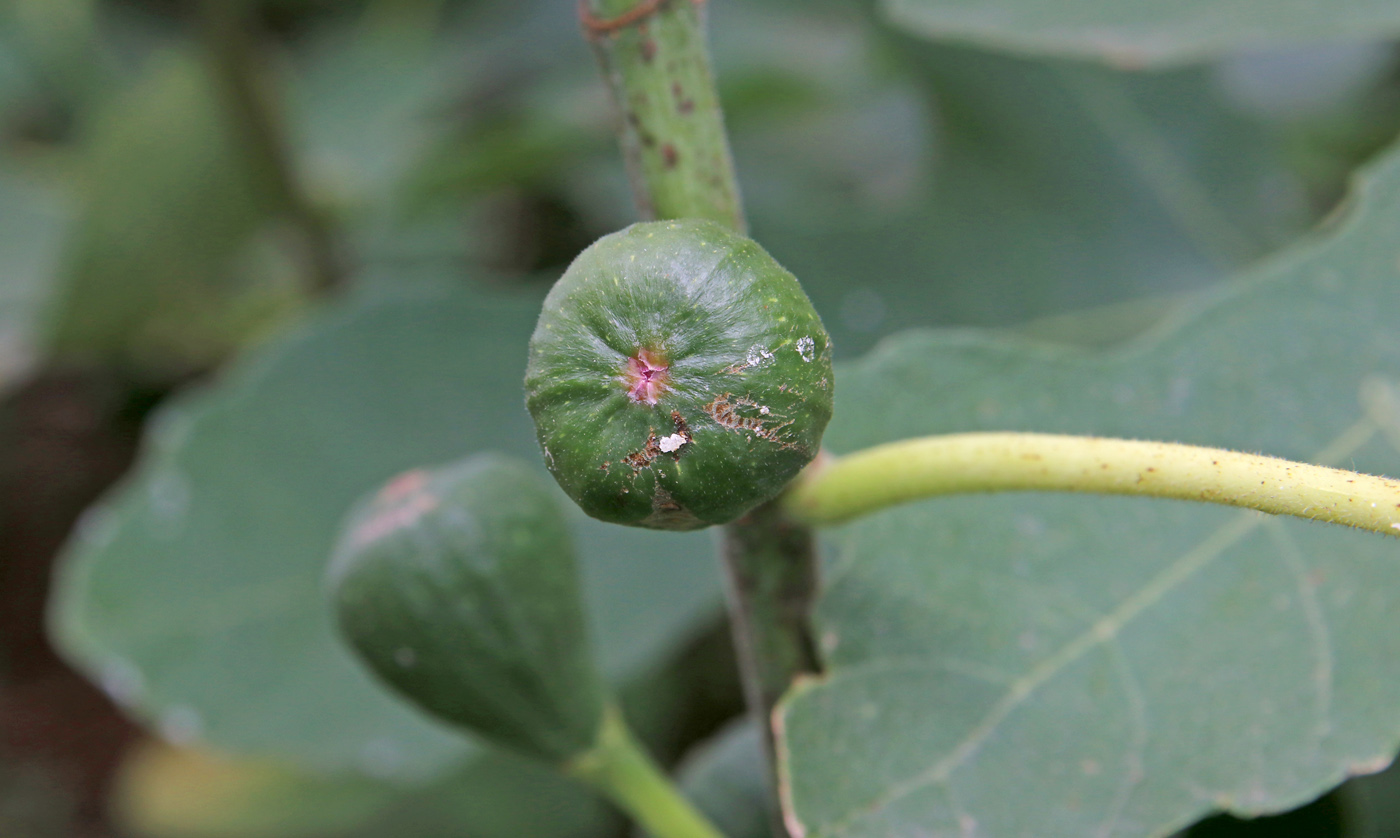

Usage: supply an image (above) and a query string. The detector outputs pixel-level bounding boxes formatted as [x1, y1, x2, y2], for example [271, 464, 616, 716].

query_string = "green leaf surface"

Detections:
[665, 720, 775, 838]
[50, 282, 722, 781]
[776, 145, 1400, 835]
[878, 0, 1400, 66]
[45, 49, 301, 373]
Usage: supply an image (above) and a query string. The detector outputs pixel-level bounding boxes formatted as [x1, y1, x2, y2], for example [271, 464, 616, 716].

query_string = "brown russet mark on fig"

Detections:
[651, 483, 682, 513]
[705, 393, 797, 448]
[640, 37, 656, 62]
[654, 410, 694, 458]
[661, 143, 678, 168]
[671, 410, 691, 439]
[624, 431, 663, 471]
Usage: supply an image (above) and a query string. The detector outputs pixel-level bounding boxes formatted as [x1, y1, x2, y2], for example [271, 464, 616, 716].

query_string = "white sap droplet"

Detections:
[148, 408, 193, 451]
[658, 434, 688, 453]
[99, 658, 146, 706]
[74, 506, 119, 550]
[795, 336, 816, 362]
[159, 705, 204, 745]
[148, 470, 191, 538]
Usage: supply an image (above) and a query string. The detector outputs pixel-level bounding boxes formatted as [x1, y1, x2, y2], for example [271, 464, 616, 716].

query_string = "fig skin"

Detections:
[525, 219, 833, 530]
[328, 455, 607, 762]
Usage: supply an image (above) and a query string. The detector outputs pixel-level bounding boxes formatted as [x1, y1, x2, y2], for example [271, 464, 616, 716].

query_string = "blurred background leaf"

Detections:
[6, 0, 1400, 836]
[876, 0, 1400, 66]
[43, 48, 305, 377]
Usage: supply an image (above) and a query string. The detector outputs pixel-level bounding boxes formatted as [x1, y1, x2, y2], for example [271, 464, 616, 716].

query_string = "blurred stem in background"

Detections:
[197, 0, 345, 295]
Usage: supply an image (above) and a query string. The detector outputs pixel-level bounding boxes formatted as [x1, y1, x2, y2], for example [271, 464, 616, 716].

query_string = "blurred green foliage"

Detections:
[4, 0, 1400, 836]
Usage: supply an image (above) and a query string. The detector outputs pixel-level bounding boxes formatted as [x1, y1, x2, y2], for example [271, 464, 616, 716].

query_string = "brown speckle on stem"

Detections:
[662, 143, 679, 168]
[672, 81, 695, 114]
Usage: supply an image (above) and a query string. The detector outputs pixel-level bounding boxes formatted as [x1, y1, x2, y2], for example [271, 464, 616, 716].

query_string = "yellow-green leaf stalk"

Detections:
[786, 432, 1400, 536]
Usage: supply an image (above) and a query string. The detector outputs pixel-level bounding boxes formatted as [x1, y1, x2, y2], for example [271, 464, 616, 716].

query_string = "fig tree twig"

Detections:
[198, 0, 345, 294]
[582, 0, 745, 231]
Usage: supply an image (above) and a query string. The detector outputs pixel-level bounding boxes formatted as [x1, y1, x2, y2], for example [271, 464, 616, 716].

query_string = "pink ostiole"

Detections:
[623, 348, 670, 405]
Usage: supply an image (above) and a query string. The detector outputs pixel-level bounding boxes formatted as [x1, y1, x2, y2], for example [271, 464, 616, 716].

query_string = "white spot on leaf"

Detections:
[99, 658, 146, 706]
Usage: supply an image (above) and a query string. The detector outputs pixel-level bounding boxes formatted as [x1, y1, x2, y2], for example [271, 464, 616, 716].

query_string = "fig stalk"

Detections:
[567, 709, 727, 838]
[720, 500, 822, 775]
[197, 0, 343, 293]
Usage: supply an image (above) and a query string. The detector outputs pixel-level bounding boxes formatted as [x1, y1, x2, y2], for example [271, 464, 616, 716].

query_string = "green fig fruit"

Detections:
[525, 220, 834, 531]
[327, 454, 607, 764]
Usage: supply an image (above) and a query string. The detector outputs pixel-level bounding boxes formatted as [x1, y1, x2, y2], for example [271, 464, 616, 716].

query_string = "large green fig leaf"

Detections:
[666, 720, 775, 838]
[49, 282, 722, 780]
[878, 0, 1400, 66]
[776, 146, 1400, 834]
